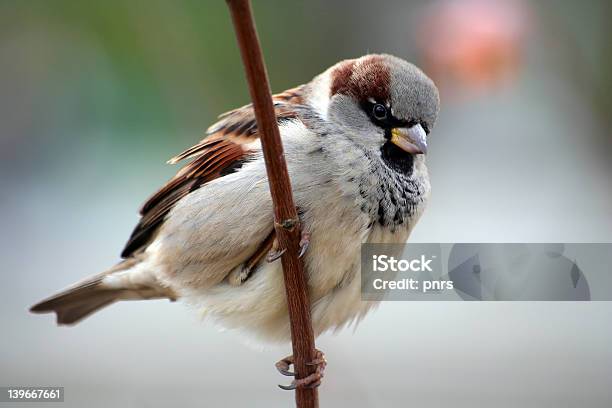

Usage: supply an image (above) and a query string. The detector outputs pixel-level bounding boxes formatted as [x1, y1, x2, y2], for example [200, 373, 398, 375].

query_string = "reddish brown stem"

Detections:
[225, 1, 319, 407]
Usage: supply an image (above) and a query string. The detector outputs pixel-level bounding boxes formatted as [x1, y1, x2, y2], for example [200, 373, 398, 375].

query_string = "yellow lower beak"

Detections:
[390, 124, 428, 154]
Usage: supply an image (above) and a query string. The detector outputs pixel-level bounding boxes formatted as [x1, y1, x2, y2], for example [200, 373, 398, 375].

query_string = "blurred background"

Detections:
[1, 0, 611, 406]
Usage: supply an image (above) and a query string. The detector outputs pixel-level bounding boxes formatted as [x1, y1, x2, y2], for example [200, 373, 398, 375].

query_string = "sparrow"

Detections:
[31, 53, 439, 386]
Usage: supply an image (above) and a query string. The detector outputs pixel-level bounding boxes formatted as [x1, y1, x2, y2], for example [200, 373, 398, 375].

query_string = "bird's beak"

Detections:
[390, 124, 427, 155]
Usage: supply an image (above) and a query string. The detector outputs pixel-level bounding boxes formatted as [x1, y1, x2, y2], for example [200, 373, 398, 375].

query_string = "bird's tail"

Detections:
[30, 258, 176, 325]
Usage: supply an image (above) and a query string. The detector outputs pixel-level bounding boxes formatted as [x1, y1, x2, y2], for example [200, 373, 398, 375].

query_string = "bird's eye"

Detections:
[372, 103, 388, 120]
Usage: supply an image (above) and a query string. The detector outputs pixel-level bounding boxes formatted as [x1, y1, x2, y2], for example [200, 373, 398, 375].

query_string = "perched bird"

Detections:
[31, 54, 439, 385]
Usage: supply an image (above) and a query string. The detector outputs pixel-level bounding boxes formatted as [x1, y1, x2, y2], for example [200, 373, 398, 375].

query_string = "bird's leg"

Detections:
[230, 225, 307, 283]
[276, 349, 327, 390]
[229, 231, 275, 285]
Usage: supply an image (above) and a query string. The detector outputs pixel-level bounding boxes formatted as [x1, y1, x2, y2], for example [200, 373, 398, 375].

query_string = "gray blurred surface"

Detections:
[1, 0, 611, 407]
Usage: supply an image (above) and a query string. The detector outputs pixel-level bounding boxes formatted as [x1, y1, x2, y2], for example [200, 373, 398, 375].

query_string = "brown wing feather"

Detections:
[121, 86, 304, 258]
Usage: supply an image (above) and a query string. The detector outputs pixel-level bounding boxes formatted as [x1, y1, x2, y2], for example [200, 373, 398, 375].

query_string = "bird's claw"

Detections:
[275, 355, 295, 377]
[278, 371, 324, 391]
[277, 349, 326, 390]
[279, 377, 315, 390]
[266, 248, 286, 262]
[267, 231, 310, 261]
[298, 231, 311, 258]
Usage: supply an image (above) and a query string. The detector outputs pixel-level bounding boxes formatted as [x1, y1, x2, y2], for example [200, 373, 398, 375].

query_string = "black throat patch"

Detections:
[380, 141, 415, 176]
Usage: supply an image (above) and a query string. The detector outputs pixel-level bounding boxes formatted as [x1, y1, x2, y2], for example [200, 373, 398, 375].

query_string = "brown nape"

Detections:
[330, 55, 391, 103]
[330, 59, 356, 95]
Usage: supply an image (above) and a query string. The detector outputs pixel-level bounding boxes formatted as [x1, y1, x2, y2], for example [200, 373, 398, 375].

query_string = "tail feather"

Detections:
[30, 260, 176, 325]
[30, 283, 120, 325]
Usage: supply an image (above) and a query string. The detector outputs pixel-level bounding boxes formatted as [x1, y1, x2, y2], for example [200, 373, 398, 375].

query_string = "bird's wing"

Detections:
[121, 86, 305, 258]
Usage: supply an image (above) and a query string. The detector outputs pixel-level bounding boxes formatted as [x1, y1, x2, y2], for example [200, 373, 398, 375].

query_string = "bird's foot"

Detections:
[267, 230, 310, 262]
[266, 247, 286, 262]
[298, 231, 311, 258]
[276, 349, 326, 390]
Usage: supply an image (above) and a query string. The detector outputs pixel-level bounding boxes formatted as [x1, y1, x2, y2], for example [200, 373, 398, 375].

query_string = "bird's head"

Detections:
[310, 54, 439, 169]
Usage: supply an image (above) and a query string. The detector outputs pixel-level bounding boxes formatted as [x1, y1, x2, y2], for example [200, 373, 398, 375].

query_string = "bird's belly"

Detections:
[189, 217, 414, 343]
[188, 209, 369, 342]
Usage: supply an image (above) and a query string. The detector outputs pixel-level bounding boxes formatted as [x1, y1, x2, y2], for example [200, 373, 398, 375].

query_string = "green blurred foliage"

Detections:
[0, 0, 344, 150]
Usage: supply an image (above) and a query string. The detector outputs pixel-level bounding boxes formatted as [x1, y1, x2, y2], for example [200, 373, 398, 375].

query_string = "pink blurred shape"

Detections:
[417, 0, 532, 97]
